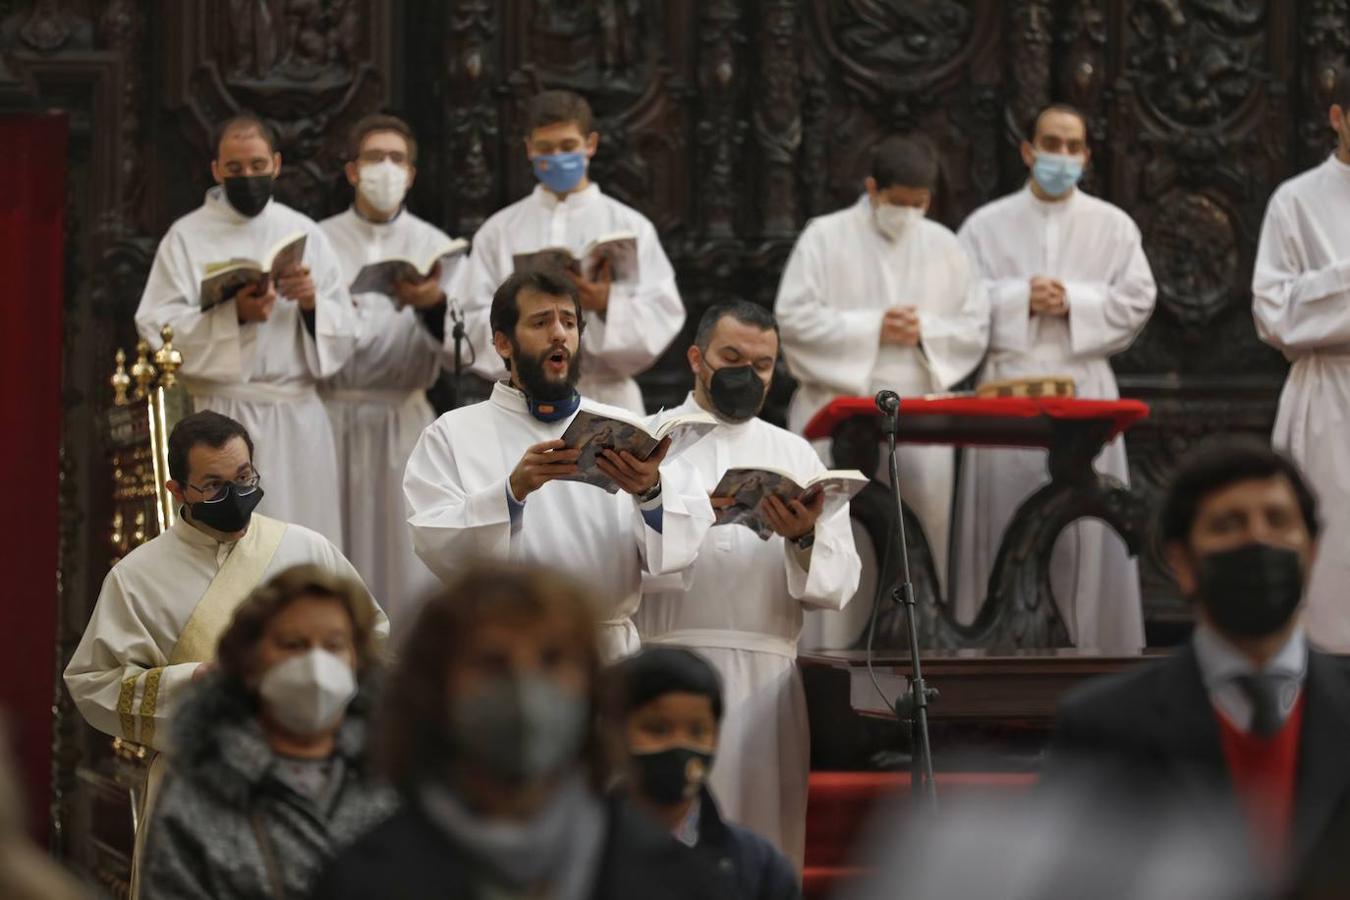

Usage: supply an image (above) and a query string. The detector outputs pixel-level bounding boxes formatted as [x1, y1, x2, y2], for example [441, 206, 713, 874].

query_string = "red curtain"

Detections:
[0, 113, 67, 841]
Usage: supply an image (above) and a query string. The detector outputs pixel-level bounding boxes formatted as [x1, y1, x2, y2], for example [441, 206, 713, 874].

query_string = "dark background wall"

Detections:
[1, 0, 1340, 843]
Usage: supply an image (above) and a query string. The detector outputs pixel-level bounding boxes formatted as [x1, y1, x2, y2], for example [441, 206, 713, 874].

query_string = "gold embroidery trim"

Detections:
[138, 667, 164, 748]
[117, 676, 138, 741]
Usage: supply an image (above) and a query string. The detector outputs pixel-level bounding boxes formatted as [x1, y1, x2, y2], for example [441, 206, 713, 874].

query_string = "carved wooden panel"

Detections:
[10, 0, 1350, 852]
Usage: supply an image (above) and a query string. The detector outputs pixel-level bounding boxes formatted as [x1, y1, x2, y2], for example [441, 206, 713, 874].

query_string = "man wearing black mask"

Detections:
[635, 302, 860, 871]
[1047, 438, 1350, 881]
[611, 647, 800, 900]
[134, 113, 355, 546]
[64, 411, 386, 894]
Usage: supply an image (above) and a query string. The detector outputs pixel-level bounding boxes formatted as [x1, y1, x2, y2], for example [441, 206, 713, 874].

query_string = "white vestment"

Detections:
[776, 196, 990, 596]
[319, 206, 461, 640]
[461, 184, 685, 412]
[952, 186, 1156, 652]
[403, 382, 714, 660]
[135, 188, 355, 545]
[63, 516, 388, 752]
[636, 395, 860, 871]
[1253, 153, 1350, 651]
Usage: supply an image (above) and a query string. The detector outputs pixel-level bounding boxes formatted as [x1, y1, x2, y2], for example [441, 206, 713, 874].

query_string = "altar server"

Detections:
[460, 89, 684, 413]
[403, 269, 712, 660]
[135, 114, 354, 545]
[1253, 71, 1350, 652]
[775, 135, 989, 592]
[64, 412, 388, 753]
[952, 105, 1156, 653]
[636, 302, 860, 870]
[320, 114, 462, 638]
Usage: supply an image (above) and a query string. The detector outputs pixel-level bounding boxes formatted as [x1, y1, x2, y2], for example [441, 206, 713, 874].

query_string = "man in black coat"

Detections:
[609, 646, 801, 900]
[1046, 438, 1350, 884]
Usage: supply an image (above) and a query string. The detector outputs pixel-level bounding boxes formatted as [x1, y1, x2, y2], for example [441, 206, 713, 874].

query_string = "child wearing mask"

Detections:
[611, 647, 800, 900]
[312, 564, 733, 900]
[141, 565, 395, 899]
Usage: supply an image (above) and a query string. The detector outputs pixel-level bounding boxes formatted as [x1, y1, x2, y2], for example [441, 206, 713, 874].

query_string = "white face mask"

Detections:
[258, 648, 357, 737]
[357, 159, 409, 214]
[874, 202, 924, 241]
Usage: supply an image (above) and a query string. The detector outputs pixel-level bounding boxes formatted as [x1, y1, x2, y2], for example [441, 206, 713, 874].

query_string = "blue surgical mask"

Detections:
[1031, 153, 1084, 197]
[532, 151, 588, 193]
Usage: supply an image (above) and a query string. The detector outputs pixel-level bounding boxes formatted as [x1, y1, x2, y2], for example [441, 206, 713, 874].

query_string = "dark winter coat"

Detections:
[141, 672, 397, 900]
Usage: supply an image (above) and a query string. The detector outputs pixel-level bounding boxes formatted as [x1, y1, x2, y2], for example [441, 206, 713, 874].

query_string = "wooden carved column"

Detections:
[694, 0, 744, 242]
[754, 0, 802, 238]
[444, 0, 500, 236]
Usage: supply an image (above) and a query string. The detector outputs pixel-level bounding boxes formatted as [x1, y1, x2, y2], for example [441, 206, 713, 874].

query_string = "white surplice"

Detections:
[403, 382, 714, 660]
[635, 395, 860, 871]
[775, 196, 990, 597]
[135, 188, 355, 546]
[1253, 153, 1350, 652]
[63, 516, 388, 752]
[952, 185, 1155, 653]
[319, 206, 462, 640]
[460, 184, 685, 412]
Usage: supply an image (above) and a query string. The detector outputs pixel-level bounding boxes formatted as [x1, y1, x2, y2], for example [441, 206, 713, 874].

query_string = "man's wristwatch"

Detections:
[636, 481, 662, 504]
[793, 531, 815, 550]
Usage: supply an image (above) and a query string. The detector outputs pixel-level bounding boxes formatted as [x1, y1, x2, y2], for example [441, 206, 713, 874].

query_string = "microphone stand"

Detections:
[875, 390, 938, 809]
[448, 304, 467, 411]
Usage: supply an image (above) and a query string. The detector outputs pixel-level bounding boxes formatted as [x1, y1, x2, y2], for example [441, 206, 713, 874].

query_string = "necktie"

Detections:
[1234, 673, 1282, 738]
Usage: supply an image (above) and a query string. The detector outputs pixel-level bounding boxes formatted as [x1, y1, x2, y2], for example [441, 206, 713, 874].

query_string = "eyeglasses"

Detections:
[187, 469, 261, 503]
[358, 149, 409, 165]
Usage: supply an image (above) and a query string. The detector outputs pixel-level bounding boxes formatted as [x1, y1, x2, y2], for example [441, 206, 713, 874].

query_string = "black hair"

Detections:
[1334, 68, 1350, 111]
[525, 90, 595, 136]
[167, 411, 255, 485]
[610, 647, 724, 722]
[489, 268, 583, 338]
[870, 135, 939, 191]
[211, 112, 279, 159]
[1026, 103, 1089, 144]
[694, 300, 779, 353]
[1158, 437, 1320, 545]
[347, 112, 418, 164]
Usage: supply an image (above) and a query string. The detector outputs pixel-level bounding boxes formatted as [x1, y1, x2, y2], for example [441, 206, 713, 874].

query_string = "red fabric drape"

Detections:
[0, 113, 68, 842]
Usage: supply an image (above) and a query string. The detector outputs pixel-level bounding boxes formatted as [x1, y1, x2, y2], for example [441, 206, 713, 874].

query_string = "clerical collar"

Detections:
[533, 182, 600, 212]
[1328, 151, 1350, 179]
[351, 203, 404, 225]
[205, 184, 273, 222]
[495, 381, 581, 422]
[1024, 182, 1077, 214]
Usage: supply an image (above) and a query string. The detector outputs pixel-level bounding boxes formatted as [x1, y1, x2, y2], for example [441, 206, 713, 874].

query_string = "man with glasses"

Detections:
[65, 411, 388, 755]
[320, 114, 467, 636]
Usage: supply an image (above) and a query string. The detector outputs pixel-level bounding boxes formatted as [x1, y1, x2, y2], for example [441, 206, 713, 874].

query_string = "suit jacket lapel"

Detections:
[1151, 647, 1230, 798]
[1294, 652, 1350, 860]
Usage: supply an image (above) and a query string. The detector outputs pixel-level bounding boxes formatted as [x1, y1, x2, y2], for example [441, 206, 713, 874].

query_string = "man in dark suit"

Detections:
[1047, 438, 1350, 882]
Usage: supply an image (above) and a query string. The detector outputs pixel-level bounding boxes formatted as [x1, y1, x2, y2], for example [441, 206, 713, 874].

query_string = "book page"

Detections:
[711, 468, 805, 539]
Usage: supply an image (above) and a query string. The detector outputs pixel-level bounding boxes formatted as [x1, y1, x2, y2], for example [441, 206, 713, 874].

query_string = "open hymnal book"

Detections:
[199, 231, 308, 312]
[349, 237, 470, 298]
[559, 408, 718, 493]
[512, 231, 639, 283]
[712, 467, 869, 540]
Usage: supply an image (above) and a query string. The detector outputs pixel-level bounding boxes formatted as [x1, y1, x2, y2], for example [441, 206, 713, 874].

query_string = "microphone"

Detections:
[875, 390, 900, 416]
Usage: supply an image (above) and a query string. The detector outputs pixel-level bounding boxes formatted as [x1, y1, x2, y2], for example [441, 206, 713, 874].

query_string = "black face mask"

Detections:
[631, 745, 714, 806]
[189, 483, 264, 534]
[1196, 543, 1304, 638]
[705, 364, 766, 422]
[223, 174, 274, 218]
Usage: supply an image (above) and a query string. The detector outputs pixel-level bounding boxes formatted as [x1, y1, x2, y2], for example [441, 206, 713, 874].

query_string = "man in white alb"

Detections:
[135, 114, 354, 545]
[637, 302, 861, 870]
[404, 269, 712, 661]
[65, 411, 388, 751]
[320, 114, 464, 638]
[952, 105, 1156, 653]
[460, 89, 685, 413]
[776, 134, 989, 598]
[1253, 71, 1350, 651]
